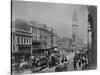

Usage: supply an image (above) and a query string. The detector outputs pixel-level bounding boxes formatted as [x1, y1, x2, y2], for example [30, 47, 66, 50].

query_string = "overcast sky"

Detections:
[12, 1, 88, 44]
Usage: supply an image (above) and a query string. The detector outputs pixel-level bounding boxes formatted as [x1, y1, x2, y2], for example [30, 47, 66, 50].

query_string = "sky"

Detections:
[12, 0, 88, 44]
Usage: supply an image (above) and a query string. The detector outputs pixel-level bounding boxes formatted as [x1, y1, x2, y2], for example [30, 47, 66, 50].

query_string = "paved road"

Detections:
[40, 52, 82, 72]
[64, 52, 75, 71]
[40, 52, 75, 72]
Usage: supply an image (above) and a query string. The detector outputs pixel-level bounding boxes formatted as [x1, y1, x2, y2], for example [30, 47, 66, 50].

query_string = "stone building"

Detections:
[29, 22, 55, 49]
[12, 19, 58, 59]
[28, 21, 57, 57]
[28, 21, 41, 50]
[11, 19, 32, 61]
[57, 37, 71, 55]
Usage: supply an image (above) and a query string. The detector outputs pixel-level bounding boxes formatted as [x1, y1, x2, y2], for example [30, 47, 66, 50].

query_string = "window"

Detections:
[29, 38, 31, 44]
[36, 36, 37, 41]
[29, 38, 32, 44]
[34, 29, 37, 34]
[32, 28, 34, 33]
[33, 28, 35, 34]
[38, 37, 40, 41]
[34, 36, 36, 40]
[22, 38, 24, 44]
[27, 38, 28, 44]
[58, 43, 59, 45]
[33, 36, 34, 40]
[34, 29, 36, 34]
[24, 38, 25, 44]
[37, 29, 39, 34]
[17, 37, 20, 44]
[59, 43, 61, 45]
[21, 38, 23, 44]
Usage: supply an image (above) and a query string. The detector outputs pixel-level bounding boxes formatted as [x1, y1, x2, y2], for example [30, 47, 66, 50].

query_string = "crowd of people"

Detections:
[73, 52, 88, 70]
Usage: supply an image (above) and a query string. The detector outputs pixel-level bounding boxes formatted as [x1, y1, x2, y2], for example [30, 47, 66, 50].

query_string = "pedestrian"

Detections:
[31, 57, 36, 69]
[84, 56, 88, 70]
[81, 56, 85, 70]
[73, 57, 77, 70]
[78, 59, 82, 68]
[61, 57, 64, 63]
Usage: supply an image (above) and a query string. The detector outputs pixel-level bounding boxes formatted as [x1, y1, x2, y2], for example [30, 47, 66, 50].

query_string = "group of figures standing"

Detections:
[73, 52, 88, 70]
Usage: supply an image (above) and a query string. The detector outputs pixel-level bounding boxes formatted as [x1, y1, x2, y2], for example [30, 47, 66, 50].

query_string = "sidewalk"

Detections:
[66, 52, 82, 71]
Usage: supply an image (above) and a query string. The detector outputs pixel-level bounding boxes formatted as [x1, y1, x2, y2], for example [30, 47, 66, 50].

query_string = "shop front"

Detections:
[12, 44, 32, 62]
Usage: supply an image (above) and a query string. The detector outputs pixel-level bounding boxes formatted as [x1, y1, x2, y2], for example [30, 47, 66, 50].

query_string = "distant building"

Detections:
[52, 33, 58, 47]
[57, 37, 71, 50]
